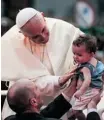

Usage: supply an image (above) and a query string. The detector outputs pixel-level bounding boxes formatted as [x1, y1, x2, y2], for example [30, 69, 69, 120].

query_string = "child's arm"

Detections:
[79, 67, 91, 92]
[74, 67, 91, 99]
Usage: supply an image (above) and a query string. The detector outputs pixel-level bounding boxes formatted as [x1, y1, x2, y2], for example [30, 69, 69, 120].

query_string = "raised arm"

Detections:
[33, 70, 74, 96]
[40, 80, 77, 118]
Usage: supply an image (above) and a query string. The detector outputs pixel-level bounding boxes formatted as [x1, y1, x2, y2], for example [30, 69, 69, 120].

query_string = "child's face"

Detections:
[72, 44, 93, 64]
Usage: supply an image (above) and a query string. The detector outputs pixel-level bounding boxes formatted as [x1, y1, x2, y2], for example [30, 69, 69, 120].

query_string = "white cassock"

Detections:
[1, 18, 84, 119]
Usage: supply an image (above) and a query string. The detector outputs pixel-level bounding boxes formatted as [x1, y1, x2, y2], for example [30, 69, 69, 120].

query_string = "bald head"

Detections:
[7, 80, 42, 113]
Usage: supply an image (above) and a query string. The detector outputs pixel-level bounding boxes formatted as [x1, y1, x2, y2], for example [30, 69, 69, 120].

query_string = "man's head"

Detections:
[7, 80, 43, 114]
[16, 8, 49, 44]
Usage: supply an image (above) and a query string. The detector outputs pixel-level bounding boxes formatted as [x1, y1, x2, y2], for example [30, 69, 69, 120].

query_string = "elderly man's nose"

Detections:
[41, 33, 46, 38]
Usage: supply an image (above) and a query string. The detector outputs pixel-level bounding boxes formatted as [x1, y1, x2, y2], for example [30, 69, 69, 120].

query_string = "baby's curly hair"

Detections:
[73, 35, 97, 53]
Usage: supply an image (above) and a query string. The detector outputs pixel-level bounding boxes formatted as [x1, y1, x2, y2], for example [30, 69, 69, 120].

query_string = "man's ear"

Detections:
[30, 98, 37, 106]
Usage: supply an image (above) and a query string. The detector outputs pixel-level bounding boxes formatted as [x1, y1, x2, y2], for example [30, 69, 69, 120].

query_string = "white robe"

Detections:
[1, 18, 83, 119]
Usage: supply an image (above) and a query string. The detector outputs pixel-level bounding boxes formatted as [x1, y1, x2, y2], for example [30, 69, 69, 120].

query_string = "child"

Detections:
[68, 35, 104, 119]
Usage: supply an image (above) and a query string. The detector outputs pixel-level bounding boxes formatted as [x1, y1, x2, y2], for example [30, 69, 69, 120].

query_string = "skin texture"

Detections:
[21, 14, 49, 44]
[72, 44, 93, 64]
[7, 80, 44, 113]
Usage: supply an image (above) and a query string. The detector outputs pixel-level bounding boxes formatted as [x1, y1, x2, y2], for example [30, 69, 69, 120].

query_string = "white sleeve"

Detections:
[87, 108, 97, 114]
[33, 75, 61, 96]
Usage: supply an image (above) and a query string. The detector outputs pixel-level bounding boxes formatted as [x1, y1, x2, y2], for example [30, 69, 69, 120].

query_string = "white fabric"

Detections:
[84, 94, 104, 116]
[24, 39, 55, 75]
[42, 46, 55, 75]
[16, 8, 40, 28]
[87, 108, 97, 114]
[1, 17, 84, 119]
[72, 88, 101, 110]
[62, 93, 74, 106]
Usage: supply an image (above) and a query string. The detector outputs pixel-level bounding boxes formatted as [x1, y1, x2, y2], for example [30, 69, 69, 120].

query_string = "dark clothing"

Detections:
[5, 94, 101, 120]
[5, 113, 60, 120]
[40, 94, 71, 118]
[86, 112, 101, 120]
[5, 94, 71, 120]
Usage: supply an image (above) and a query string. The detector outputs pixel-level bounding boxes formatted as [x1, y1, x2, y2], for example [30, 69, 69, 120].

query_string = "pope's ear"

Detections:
[41, 12, 45, 17]
[41, 12, 46, 21]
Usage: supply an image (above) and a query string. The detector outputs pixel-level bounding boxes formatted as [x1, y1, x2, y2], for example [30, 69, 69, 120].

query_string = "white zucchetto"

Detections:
[16, 8, 40, 28]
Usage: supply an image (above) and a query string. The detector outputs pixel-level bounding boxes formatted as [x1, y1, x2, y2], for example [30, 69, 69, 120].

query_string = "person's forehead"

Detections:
[73, 45, 87, 53]
[21, 16, 45, 35]
[26, 15, 44, 27]
[31, 15, 44, 23]
[73, 44, 86, 50]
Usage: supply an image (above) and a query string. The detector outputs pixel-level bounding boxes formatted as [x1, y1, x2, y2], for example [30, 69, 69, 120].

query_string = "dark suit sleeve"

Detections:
[4, 115, 16, 120]
[40, 94, 72, 119]
[86, 112, 101, 120]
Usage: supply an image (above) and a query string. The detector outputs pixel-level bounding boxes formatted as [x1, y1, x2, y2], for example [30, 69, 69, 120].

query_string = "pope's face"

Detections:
[21, 15, 49, 44]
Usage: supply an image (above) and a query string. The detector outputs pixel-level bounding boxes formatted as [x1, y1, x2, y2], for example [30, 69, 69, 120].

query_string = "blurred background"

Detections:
[1, 0, 104, 114]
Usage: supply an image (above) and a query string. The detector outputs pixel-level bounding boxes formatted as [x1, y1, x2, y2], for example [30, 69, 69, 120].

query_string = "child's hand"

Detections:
[74, 90, 83, 100]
